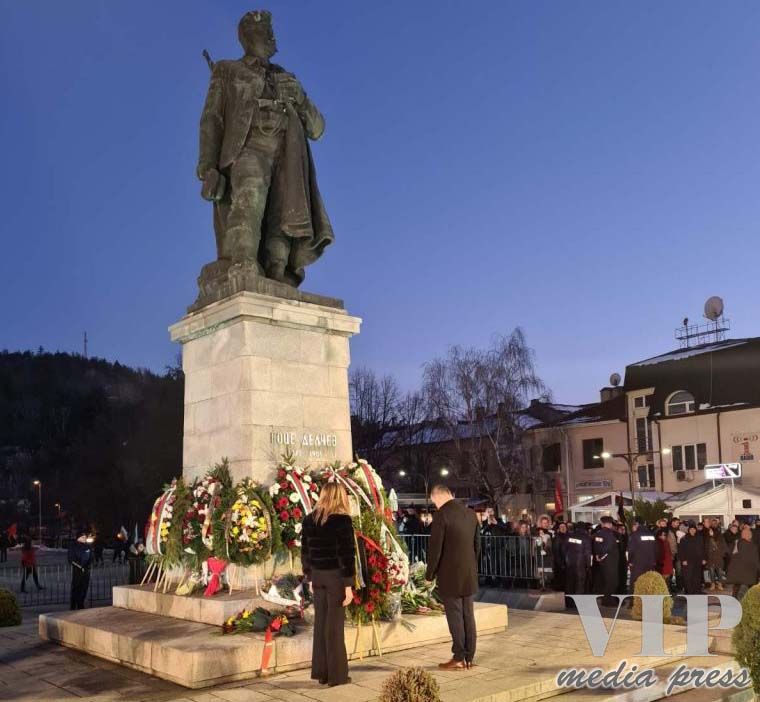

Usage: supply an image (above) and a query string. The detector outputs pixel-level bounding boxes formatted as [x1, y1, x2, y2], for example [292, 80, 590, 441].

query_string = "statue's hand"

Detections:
[200, 168, 226, 202]
[277, 77, 305, 107]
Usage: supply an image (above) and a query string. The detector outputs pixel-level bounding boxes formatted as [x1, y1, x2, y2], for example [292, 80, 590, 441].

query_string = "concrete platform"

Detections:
[112, 584, 280, 627]
[39, 602, 508, 689]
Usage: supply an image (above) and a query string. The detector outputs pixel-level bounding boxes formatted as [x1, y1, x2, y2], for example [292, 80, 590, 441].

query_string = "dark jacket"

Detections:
[726, 539, 760, 586]
[68, 539, 93, 569]
[704, 529, 726, 569]
[678, 533, 704, 566]
[628, 526, 657, 585]
[300, 513, 356, 587]
[425, 500, 480, 597]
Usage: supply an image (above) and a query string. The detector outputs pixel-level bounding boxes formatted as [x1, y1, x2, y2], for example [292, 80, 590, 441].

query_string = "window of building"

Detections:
[582, 438, 604, 469]
[671, 443, 707, 471]
[634, 395, 650, 409]
[542, 443, 561, 472]
[667, 390, 696, 416]
[637, 463, 656, 488]
[635, 417, 651, 452]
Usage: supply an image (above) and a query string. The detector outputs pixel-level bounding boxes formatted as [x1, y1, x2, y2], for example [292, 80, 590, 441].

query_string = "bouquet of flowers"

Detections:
[224, 478, 272, 566]
[401, 562, 443, 615]
[386, 548, 410, 591]
[269, 455, 320, 552]
[222, 606, 297, 636]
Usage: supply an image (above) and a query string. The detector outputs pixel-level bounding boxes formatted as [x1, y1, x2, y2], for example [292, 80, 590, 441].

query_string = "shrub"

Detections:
[733, 583, 760, 693]
[631, 570, 673, 623]
[0, 589, 21, 627]
[379, 667, 440, 702]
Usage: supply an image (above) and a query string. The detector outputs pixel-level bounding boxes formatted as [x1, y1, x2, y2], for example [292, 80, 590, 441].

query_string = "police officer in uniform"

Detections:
[68, 528, 93, 610]
[562, 522, 592, 609]
[627, 516, 657, 592]
[592, 516, 620, 607]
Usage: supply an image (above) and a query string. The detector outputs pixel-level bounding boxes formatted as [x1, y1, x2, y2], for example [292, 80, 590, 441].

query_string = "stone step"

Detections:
[39, 601, 508, 689]
[112, 583, 287, 626]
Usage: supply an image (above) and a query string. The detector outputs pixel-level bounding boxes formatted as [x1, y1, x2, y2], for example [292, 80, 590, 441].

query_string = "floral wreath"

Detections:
[269, 454, 320, 552]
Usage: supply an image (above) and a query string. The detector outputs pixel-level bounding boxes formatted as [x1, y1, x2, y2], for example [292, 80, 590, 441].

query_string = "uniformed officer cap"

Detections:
[599, 516, 614, 525]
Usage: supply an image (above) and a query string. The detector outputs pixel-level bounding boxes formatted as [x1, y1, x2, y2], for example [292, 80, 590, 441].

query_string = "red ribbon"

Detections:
[203, 557, 227, 597]
[361, 464, 383, 514]
[287, 471, 313, 513]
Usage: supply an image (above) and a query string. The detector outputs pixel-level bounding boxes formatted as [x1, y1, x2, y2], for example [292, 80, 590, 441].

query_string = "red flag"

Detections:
[554, 476, 564, 516]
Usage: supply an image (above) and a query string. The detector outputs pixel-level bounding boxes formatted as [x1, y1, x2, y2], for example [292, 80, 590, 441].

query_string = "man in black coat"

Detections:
[592, 516, 620, 607]
[563, 522, 592, 609]
[425, 484, 481, 670]
[628, 516, 657, 592]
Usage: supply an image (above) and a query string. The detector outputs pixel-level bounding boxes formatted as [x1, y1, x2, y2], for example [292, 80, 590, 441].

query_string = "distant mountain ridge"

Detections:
[0, 350, 183, 536]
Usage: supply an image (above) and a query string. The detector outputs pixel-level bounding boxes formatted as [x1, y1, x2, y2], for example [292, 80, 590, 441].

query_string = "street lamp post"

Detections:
[594, 447, 671, 517]
[32, 480, 42, 546]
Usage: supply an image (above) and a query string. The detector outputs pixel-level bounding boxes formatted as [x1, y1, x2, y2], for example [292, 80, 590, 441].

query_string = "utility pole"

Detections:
[83, 331, 88, 358]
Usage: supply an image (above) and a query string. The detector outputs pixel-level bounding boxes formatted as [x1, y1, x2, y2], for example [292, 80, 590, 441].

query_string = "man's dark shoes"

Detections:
[438, 659, 466, 670]
[465, 661, 477, 669]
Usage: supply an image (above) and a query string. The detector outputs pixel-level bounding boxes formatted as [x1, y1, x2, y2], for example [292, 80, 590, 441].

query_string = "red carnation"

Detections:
[280, 482, 288, 490]
[287, 540, 296, 549]
[277, 497, 289, 509]
[369, 588, 379, 600]
[371, 572, 382, 584]
[280, 510, 290, 522]
[278, 470, 286, 479]
[365, 602, 375, 613]
[353, 593, 361, 605]
[368, 555, 378, 567]
[292, 507, 303, 520]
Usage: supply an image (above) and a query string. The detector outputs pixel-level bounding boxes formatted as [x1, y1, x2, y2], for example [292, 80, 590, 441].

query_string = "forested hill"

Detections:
[0, 350, 183, 535]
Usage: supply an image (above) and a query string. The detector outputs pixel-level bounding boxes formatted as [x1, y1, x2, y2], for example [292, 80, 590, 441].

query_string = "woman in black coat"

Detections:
[678, 523, 705, 594]
[301, 482, 356, 688]
[726, 526, 760, 599]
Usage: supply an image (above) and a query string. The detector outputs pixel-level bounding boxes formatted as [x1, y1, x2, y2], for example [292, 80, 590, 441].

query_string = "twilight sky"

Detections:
[1, 1, 759, 404]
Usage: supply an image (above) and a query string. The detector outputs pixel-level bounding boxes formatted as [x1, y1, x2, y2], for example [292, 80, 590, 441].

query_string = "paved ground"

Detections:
[0, 603, 745, 702]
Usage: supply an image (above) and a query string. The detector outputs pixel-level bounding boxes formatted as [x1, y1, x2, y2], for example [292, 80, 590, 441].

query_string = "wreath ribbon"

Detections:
[286, 472, 314, 513]
[204, 557, 227, 597]
[359, 464, 383, 514]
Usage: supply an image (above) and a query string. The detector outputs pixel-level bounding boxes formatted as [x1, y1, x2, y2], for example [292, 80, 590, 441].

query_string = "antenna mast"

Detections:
[84, 331, 88, 358]
[674, 297, 730, 348]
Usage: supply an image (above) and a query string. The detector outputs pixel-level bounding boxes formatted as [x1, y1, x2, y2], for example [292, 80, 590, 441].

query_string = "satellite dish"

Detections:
[609, 372, 621, 387]
[704, 296, 724, 321]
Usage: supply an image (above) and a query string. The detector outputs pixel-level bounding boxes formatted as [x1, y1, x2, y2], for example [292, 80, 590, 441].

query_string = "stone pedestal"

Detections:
[169, 291, 361, 484]
[39, 599, 508, 688]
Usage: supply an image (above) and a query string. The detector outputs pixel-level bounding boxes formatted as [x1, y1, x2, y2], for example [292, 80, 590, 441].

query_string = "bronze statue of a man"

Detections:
[197, 10, 333, 288]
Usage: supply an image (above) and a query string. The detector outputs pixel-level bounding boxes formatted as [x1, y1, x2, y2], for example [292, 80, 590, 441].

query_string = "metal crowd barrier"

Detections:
[0, 559, 148, 608]
[400, 533, 547, 589]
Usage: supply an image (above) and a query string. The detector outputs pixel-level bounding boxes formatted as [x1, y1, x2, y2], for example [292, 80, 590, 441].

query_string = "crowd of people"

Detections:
[397, 505, 760, 604]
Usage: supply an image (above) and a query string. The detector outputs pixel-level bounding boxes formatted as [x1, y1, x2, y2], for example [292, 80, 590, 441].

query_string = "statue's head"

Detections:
[238, 10, 277, 60]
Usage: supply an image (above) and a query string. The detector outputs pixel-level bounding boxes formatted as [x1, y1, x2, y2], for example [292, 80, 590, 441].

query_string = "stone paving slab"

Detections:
[0, 606, 719, 702]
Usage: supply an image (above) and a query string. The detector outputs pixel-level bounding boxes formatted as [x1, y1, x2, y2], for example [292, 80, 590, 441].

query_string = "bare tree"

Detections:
[422, 328, 550, 506]
[349, 367, 400, 463]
